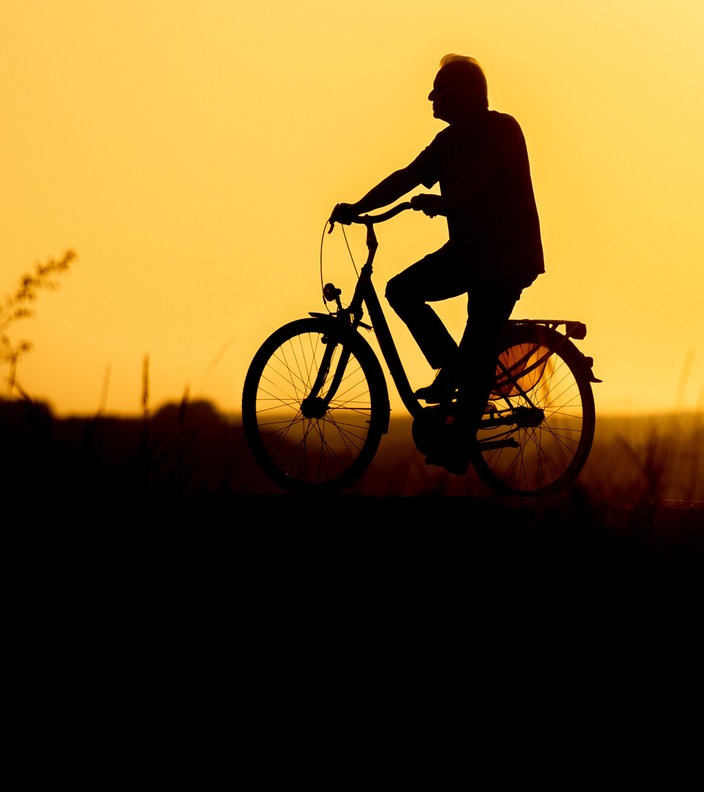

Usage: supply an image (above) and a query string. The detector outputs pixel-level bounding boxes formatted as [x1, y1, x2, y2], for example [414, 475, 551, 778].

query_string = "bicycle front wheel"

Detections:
[242, 317, 390, 495]
[470, 324, 596, 497]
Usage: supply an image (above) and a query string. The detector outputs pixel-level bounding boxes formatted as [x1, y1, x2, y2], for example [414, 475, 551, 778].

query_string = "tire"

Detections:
[242, 317, 390, 495]
[469, 324, 596, 496]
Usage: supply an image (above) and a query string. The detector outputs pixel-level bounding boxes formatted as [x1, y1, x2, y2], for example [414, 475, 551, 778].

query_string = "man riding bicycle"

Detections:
[329, 54, 544, 473]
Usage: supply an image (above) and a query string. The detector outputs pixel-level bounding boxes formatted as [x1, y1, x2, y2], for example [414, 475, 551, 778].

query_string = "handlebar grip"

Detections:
[353, 201, 413, 224]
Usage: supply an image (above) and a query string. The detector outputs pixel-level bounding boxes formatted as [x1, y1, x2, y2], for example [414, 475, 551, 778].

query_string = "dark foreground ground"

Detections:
[5, 400, 701, 724]
[3, 398, 701, 597]
[11, 493, 700, 653]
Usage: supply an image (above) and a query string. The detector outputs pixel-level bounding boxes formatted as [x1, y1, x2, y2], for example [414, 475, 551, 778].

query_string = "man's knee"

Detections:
[385, 276, 407, 312]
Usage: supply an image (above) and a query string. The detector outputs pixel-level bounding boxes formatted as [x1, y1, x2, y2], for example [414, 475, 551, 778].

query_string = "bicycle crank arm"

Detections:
[480, 406, 544, 428]
[474, 438, 520, 451]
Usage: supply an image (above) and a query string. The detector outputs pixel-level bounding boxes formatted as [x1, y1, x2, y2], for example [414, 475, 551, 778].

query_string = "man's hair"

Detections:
[438, 54, 488, 110]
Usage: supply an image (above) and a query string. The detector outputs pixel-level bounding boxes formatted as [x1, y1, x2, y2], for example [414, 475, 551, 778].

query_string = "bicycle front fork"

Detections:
[299, 331, 351, 417]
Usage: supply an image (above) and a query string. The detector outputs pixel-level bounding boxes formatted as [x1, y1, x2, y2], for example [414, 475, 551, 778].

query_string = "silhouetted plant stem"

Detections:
[1, 249, 77, 398]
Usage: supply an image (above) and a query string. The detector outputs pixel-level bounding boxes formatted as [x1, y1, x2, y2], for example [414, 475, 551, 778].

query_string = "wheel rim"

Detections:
[472, 336, 595, 496]
[243, 324, 384, 493]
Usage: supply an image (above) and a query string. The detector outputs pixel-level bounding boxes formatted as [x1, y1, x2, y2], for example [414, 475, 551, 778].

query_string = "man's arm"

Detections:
[351, 167, 421, 214]
[331, 167, 422, 224]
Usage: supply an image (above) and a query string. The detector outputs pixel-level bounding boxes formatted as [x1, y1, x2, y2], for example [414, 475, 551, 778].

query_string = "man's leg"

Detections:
[455, 284, 521, 429]
[420, 285, 520, 475]
[385, 246, 467, 395]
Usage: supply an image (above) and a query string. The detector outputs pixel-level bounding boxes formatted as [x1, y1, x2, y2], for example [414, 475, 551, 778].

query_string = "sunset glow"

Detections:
[2, 0, 703, 417]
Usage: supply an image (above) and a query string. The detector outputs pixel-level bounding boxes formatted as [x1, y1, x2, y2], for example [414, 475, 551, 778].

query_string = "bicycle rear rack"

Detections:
[509, 318, 587, 340]
[507, 319, 602, 383]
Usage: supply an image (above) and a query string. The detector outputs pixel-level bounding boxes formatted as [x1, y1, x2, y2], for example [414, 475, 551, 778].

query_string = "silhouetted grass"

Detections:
[1, 250, 77, 398]
[2, 397, 702, 497]
[1, 397, 701, 553]
[1, 395, 701, 592]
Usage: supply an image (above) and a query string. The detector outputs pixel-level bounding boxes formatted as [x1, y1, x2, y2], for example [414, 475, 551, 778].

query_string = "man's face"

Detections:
[428, 66, 477, 124]
[428, 68, 461, 123]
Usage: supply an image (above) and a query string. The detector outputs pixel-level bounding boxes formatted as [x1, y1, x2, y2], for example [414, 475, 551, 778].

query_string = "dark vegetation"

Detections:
[2, 397, 700, 499]
[1, 250, 76, 399]
[2, 396, 701, 578]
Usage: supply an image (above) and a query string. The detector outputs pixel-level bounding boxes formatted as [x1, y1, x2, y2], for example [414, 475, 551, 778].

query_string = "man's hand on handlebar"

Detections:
[329, 202, 359, 228]
[410, 193, 446, 218]
[328, 193, 444, 231]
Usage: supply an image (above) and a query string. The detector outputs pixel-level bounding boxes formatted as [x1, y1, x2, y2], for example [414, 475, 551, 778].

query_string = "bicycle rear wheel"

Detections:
[470, 324, 596, 496]
[242, 317, 390, 495]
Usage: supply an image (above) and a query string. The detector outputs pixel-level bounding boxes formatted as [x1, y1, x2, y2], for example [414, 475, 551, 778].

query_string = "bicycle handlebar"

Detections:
[351, 201, 413, 224]
[328, 200, 414, 234]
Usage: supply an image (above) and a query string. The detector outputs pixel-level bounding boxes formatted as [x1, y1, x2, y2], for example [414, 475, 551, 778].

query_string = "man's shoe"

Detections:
[422, 415, 471, 475]
[414, 371, 457, 404]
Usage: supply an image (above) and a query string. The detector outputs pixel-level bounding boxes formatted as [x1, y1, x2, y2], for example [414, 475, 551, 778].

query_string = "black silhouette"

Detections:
[242, 198, 596, 494]
[330, 55, 544, 470]
[242, 54, 597, 494]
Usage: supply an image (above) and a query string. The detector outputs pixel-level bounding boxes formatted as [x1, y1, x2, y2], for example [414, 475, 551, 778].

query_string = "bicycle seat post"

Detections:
[364, 220, 378, 256]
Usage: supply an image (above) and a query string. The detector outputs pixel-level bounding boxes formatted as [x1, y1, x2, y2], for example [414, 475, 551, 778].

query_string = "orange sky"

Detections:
[2, 0, 703, 417]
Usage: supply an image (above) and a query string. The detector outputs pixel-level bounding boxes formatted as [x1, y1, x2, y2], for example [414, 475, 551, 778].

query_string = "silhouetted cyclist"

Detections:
[330, 54, 544, 472]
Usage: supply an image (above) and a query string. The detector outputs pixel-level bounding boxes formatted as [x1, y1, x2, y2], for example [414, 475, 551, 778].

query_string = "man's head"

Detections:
[429, 54, 488, 124]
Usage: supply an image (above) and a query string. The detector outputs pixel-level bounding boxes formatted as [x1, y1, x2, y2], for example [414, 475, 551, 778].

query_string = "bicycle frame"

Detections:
[317, 203, 599, 426]
[316, 201, 426, 418]
[243, 200, 599, 496]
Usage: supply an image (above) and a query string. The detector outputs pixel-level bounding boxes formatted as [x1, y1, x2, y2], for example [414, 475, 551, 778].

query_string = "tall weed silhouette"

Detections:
[1, 249, 77, 397]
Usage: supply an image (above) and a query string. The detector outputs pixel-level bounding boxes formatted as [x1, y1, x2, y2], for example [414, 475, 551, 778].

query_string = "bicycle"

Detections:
[242, 200, 600, 496]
